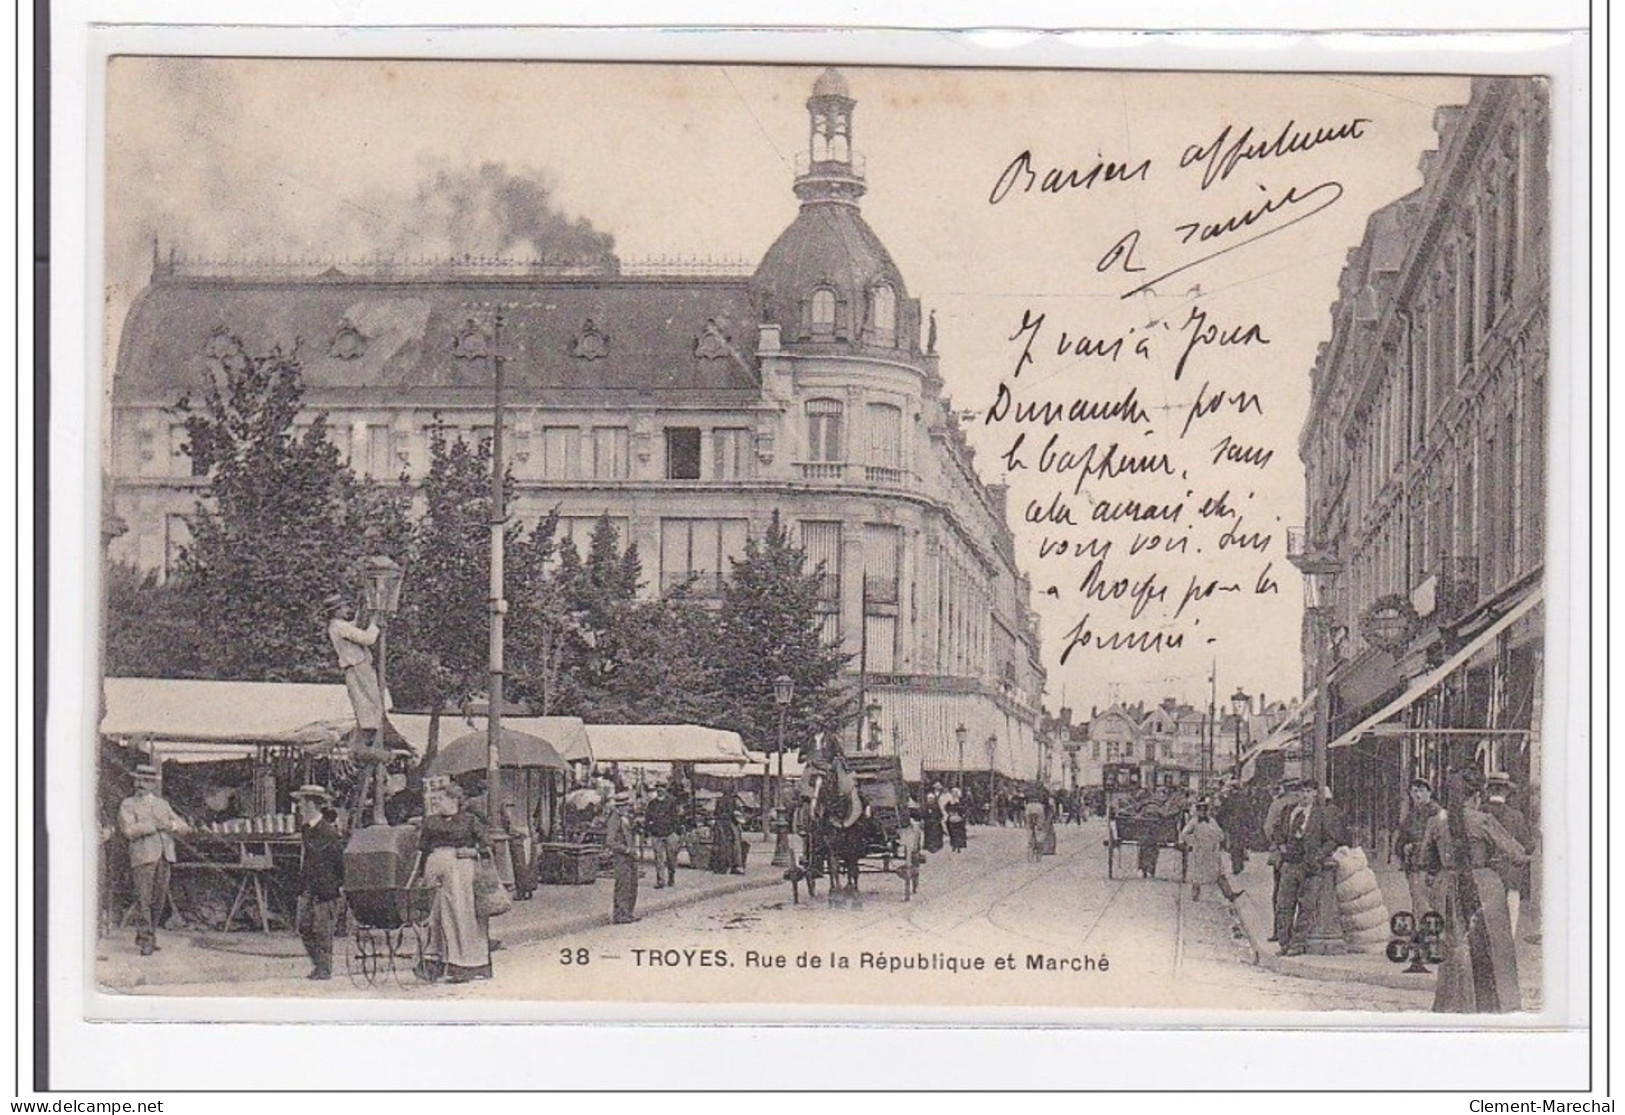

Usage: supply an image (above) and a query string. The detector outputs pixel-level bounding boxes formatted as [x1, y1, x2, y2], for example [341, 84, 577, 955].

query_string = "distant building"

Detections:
[1294, 78, 1548, 846]
[106, 69, 1047, 785]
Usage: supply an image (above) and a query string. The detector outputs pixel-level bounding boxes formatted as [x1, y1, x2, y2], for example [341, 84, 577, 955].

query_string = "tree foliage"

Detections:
[711, 510, 852, 752]
[169, 332, 402, 680]
[109, 336, 857, 747]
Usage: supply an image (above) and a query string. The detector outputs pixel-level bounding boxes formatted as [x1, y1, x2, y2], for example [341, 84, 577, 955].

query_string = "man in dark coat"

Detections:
[294, 785, 345, 980]
[1483, 774, 1534, 937]
[1215, 783, 1250, 875]
[1270, 781, 1348, 955]
[644, 783, 682, 889]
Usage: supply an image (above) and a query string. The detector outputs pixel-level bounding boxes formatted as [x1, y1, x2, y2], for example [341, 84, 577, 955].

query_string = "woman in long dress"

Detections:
[1422, 769, 1530, 1013]
[922, 788, 944, 853]
[944, 790, 968, 853]
[418, 782, 492, 983]
[710, 794, 743, 874]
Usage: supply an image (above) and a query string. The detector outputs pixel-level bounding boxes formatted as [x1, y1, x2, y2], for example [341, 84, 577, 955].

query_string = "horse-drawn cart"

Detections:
[788, 753, 918, 904]
[1105, 810, 1188, 881]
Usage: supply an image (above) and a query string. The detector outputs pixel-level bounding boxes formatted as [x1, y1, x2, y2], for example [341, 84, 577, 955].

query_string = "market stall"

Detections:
[100, 678, 367, 934]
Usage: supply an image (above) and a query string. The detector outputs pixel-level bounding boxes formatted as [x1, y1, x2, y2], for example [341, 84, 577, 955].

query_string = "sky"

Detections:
[102, 58, 1472, 717]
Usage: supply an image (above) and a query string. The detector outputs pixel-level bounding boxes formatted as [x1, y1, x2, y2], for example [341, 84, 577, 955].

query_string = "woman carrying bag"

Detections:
[418, 782, 494, 984]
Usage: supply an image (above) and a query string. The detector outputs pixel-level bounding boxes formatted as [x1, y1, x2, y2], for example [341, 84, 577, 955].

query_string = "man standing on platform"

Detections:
[605, 791, 640, 924]
[293, 785, 344, 980]
[644, 782, 681, 889]
[118, 763, 189, 956]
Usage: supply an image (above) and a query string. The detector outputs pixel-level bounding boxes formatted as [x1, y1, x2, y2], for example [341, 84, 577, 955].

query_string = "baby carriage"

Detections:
[343, 824, 438, 987]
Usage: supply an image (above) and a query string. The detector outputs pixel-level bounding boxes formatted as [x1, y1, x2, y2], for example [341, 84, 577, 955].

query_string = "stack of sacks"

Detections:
[1333, 845, 1391, 953]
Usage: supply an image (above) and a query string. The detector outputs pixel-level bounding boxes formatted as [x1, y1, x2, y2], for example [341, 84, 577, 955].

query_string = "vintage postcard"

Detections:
[90, 56, 1568, 1021]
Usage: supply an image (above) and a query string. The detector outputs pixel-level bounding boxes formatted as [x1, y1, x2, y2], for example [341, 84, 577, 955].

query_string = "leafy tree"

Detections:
[557, 514, 644, 710]
[171, 331, 385, 680]
[103, 561, 207, 677]
[388, 423, 516, 763]
[505, 510, 573, 715]
[712, 510, 852, 753]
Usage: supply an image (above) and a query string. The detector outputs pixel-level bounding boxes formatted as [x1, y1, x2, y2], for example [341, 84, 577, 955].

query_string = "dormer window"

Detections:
[869, 283, 896, 346]
[810, 288, 837, 338]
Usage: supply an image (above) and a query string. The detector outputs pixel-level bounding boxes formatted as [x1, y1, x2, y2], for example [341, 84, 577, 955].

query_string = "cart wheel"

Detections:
[348, 928, 382, 987]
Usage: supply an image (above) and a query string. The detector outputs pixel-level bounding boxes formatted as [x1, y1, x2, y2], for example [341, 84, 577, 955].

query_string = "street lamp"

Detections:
[865, 701, 883, 753]
[361, 554, 404, 825]
[986, 734, 998, 802]
[955, 723, 967, 792]
[771, 675, 794, 864]
[454, 309, 510, 825]
[1230, 687, 1251, 782]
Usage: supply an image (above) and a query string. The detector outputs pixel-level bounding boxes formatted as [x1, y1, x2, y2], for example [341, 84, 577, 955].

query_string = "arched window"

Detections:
[806, 398, 844, 462]
[810, 288, 837, 337]
[869, 283, 896, 345]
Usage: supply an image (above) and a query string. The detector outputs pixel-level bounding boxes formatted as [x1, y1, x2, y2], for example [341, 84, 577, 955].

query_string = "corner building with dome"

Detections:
[107, 68, 1050, 786]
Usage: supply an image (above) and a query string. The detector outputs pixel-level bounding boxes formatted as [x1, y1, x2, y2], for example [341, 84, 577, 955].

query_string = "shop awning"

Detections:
[583, 724, 752, 765]
[1329, 583, 1544, 750]
[1237, 690, 1315, 768]
[391, 714, 591, 763]
[102, 678, 356, 744]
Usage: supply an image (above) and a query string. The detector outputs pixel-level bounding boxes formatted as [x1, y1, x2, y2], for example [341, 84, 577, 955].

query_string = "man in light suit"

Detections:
[118, 763, 190, 956]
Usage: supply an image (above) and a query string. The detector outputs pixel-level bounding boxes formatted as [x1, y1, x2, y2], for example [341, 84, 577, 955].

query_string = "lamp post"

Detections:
[1288, 530, 1346, 953]
[955, 723, 967, 792]
[986, 734, 998, 802]
[771, 675, 794, 866]
[454, 309, 510, 826]
[361, 554, 405, 825]
[1230, 688, 1251, 782]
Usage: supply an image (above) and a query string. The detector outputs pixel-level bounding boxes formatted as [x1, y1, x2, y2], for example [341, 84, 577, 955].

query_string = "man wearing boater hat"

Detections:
[293, 784, 345, 980]
[604, 791, 640, 924]
[117, 763, 190, 956]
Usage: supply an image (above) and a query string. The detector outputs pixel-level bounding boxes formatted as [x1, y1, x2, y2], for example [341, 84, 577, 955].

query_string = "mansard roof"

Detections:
[113, 271, 762, 405]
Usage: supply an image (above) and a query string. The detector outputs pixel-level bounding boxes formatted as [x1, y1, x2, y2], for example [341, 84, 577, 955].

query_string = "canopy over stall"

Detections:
[102, 678, 357, 760]
[582, 724, 752, 766]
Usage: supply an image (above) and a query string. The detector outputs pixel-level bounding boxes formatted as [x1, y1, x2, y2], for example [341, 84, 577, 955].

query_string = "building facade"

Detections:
[1293, 77, 1548, 849]
[106, 69, 1048, 785]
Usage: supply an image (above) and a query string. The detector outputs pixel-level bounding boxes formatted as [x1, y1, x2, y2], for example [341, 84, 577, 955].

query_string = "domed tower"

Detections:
[752, 68, 920, 354]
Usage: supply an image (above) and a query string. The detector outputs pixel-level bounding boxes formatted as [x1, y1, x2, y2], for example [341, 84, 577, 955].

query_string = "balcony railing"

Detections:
[795, 462, 915, 489]
[797, 462, 847, 482]
[1286, 526, 1343, 576]
[794, 151, 868, 179]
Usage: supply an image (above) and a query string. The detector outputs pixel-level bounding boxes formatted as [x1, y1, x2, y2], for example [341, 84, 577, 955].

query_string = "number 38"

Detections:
[560, 947, 590, 966]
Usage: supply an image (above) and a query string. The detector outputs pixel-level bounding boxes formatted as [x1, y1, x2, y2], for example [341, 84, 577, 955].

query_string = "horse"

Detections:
[787, 768, 869, 906]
